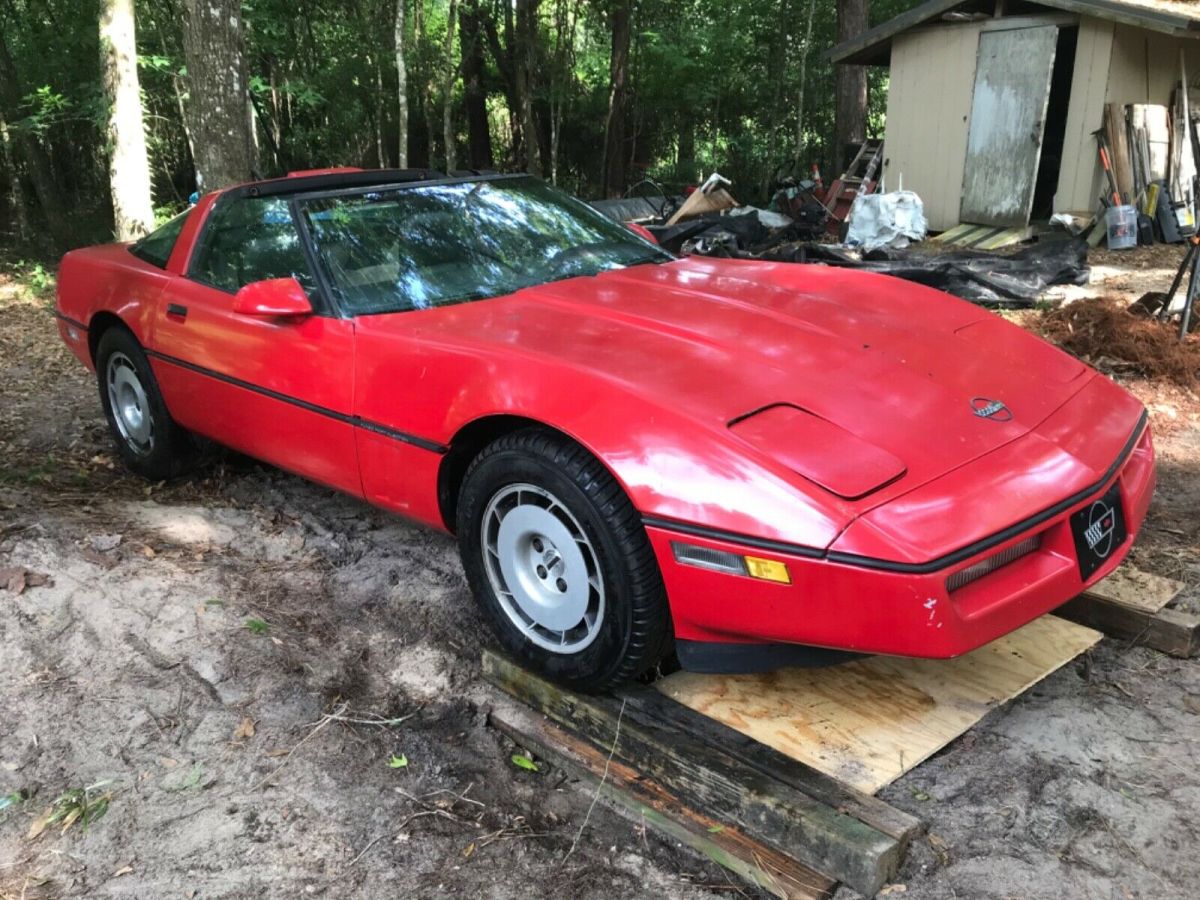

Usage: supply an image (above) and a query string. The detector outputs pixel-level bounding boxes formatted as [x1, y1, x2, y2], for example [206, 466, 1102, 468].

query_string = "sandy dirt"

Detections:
[1, 256, 1198, 900]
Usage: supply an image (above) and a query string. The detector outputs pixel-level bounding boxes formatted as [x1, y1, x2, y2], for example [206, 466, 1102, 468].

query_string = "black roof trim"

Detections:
[229, 168, 448, 199]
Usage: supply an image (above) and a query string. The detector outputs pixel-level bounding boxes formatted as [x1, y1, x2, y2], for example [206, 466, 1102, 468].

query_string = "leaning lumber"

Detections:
[481, 650, 904, 897]
[490, 703, 837, 900]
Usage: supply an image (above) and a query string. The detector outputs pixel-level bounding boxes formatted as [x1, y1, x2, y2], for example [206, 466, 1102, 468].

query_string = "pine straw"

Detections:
[1039, 297, 1200, 387]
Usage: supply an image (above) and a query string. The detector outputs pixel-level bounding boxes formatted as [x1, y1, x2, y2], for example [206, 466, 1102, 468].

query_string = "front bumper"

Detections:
[648, 419, 1155, 662]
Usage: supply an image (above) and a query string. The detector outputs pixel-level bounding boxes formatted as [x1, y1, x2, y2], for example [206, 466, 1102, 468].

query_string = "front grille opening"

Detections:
[946, 534, 1041, 593]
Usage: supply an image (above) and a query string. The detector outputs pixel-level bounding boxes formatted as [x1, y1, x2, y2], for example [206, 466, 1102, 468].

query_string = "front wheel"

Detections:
[95, 326, 195, 480]
[457, 428, 671, 692]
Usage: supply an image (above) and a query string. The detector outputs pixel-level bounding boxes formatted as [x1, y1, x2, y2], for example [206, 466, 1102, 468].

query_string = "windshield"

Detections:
[297, 176, 671, 315]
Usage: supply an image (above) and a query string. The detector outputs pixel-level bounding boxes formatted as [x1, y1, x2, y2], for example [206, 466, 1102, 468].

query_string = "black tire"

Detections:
[457, 428, 671, 692]
[95, 325, 196, 480]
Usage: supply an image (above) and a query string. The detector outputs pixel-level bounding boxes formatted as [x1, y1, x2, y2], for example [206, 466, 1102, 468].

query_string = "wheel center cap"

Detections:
[496, 507, 589, 632]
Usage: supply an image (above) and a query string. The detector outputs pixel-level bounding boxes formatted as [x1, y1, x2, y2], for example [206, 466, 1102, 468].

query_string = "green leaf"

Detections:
[510, 753, 540, 773]
[178, 763, 203, 790]
[388, 754, 408, 769]
[707, 824, 725, 833]
[244, 617, 269, 634]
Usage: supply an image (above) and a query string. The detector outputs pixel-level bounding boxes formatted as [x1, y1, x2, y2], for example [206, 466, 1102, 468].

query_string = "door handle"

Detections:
[166, 303, 188, 320]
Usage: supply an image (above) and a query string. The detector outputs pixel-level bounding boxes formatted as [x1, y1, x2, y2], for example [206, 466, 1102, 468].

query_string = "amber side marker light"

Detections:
[671, 542, 792, 584]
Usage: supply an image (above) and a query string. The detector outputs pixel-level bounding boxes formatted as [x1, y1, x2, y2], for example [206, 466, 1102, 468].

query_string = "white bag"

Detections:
[845, 191, 928, 251]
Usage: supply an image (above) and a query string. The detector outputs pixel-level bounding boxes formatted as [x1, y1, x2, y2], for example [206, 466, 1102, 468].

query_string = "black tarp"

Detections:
[760, 239, 1090, 306]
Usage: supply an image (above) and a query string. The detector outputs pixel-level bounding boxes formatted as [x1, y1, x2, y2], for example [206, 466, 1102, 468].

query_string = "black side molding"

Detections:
[143, 348, 449, 454]
[54, 311, 89, 332]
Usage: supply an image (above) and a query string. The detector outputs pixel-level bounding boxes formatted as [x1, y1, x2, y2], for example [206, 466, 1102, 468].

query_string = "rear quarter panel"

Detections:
[56, 244, 172, 370]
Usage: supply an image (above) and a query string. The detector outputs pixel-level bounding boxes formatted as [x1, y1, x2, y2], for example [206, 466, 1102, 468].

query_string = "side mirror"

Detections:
[232, 277, 313, 318]
[625, 222, 658, 244]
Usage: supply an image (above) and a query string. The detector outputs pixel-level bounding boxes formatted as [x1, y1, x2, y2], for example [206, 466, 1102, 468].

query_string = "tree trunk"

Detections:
[394, 0, 409, 167]
[601, 0, 631, 198]
[677, 116, 695, 183]
[514, 0, 539, 174]
[0, 112, 29, 243]
[833, 0, 868, 173]
[459, 0, 492, 168]
[182, 0, 254, 190]
[101, 0, 155, 239]
[0, 32, 69, 245]
[795, 0, 816, 160]
[441, 0, 458, 171]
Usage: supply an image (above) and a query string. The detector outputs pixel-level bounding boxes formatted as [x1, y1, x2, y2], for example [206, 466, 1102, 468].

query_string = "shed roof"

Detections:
[829, 0, 1200, 65]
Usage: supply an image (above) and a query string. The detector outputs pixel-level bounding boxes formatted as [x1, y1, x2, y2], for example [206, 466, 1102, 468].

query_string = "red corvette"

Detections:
[55, 168, 1155, 690]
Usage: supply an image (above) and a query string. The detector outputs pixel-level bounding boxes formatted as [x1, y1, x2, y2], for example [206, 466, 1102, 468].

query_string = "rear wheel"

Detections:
[457, 428, 671, 692]
[96, 326, 195, 480]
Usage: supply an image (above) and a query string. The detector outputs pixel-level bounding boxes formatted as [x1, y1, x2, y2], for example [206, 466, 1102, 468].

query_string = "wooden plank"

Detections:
[657, 616, 1101, 796]
[1058, 594, 1199, 658]
[1105, 102, 1135, 203]
[973, 225, 1033, 250]
[482, 651, 902, 897]
[1086, 564, 1184, 614]
[617, 686, 922, 850]
[929, 222, 978, 243]
[490, 704, 837, 900]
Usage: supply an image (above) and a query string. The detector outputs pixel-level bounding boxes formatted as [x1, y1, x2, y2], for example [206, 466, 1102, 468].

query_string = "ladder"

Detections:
[822, 139, 884, 235]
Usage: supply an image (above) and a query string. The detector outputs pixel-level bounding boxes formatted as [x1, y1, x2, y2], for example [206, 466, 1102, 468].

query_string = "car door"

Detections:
[150, 192, 362, 497]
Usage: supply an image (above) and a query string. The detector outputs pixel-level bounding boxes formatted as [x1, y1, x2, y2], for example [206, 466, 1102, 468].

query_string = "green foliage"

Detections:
[29, 781, 113, 837]
[388, 753, 409, 768]
[0, 0, 928, 246]
[244, 617, 270, 634]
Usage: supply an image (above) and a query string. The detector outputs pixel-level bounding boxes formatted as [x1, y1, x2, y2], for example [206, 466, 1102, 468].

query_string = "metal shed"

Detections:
[829, 0, 1200, 232]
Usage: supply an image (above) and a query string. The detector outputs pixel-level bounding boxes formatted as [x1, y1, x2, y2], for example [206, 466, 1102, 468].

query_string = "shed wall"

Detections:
[882, 23, 985, 231]
[1055, 19, 1200, 214]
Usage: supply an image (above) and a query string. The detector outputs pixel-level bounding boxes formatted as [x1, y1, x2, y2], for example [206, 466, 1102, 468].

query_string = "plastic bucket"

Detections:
[1105, 204, 1138, 250]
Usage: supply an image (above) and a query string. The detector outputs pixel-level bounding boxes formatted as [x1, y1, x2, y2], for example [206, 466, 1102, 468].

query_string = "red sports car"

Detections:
[56, 168, 1155, 690]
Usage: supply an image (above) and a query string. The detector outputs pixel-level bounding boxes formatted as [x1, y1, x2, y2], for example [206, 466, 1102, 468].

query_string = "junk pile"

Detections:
[1040, 297, 1200, 386]
[592, 153, 1087, 308]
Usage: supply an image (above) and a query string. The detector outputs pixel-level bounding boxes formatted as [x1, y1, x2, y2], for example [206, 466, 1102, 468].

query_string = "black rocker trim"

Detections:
[646, 409, 1149, 576]
[143, 348, 448, 454]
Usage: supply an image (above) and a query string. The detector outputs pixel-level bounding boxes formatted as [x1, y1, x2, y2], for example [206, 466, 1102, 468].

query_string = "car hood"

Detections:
[363, 256, 1095, 518]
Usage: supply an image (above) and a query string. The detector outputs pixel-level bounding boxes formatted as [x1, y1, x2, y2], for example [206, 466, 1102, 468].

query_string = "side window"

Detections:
[189, 196, 316, 295]
[129, 209, 190, 268]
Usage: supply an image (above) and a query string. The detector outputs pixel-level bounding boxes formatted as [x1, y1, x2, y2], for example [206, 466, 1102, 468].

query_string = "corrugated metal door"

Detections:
[960, 25, 1059, 227]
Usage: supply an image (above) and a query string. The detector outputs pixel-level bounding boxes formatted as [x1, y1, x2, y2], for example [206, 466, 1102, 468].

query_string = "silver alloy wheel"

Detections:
[481, 482, 605, 653]
[106, 351, 154, 456]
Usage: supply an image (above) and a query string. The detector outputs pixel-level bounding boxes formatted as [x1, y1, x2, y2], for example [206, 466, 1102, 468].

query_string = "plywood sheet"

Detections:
[657, 615, 1101, 795]
[960, 25, 1059, 227]
[1086, 564, 1184, 614]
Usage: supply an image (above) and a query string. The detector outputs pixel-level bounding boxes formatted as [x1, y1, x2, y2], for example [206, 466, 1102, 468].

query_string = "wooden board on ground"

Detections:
[482, 650, 908, 897]
[928, 222, 1032, 249]
[657, 615, 1101, 795]
[1084, 564, 1183, 614]
[1058, 565, 1195, 658]
[490, 702, 837, 900]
